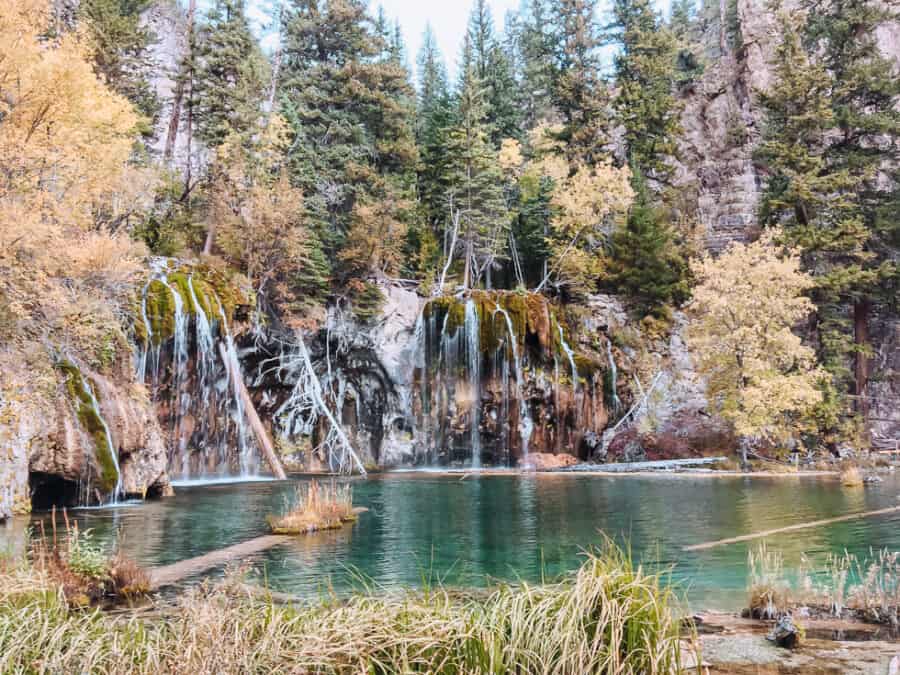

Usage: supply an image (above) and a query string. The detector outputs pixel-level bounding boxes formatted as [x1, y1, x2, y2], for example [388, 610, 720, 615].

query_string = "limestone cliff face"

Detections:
[674, 0, 900, 446]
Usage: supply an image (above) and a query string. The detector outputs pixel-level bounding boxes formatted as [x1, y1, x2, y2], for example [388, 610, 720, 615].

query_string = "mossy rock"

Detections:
[57, 361, 118, 495]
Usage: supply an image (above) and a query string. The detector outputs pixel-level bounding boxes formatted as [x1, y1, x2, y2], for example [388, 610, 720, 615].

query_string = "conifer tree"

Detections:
[280, 0, 417, 269]
[668, 0, 704, 85]
[79, 0, 157, 118]
[757, 4, 900, 435]
[608, 168, 689, 316]
[610, 0, 682, 180]
[443, 37, 507, 289]
[415, 26, 455, 237]
[193, 0, 268, 148]
[551, 0, 609, 165]
[518, 0, 557, 127]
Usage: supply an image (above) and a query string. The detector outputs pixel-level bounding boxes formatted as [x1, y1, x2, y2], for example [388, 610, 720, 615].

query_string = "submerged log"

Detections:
[218, 342, 287, 480]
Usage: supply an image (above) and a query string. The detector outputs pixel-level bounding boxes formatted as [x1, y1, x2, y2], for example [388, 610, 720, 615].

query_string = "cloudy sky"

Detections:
[238, 0, 672, 83]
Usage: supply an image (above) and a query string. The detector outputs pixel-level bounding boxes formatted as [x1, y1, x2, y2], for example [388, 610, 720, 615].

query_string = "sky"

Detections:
[239, 0, 673, 84]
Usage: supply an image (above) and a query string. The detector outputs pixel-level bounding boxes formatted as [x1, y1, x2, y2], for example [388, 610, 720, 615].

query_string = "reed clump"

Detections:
[840, 465, 864, 487]
[267, 480, 358, 535]
[745, 543, 900, 626]
[0, 542, 688, 674]
[29, 511, 150, 607]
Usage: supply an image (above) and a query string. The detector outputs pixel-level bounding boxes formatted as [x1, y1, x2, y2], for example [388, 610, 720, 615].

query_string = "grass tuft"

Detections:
[267, 481, 357, 535]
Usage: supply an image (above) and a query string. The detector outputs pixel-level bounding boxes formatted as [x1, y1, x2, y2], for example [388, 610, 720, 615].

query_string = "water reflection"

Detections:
[6, 473, 900, 610]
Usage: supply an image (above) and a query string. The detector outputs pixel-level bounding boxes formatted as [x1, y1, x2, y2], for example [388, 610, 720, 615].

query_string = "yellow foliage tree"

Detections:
[0, 0, 148, 362]
[211, 117, 321, 319]
[513, 121, 634, 294]
[688, 231, 825, 456]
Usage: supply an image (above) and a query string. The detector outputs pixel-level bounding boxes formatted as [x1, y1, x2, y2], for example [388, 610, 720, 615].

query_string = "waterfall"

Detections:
[218, 305, 256, 476]
[558, 324, 579, 390]
[134, 261, 265, 479]
[493, 302, 533, 457]
[83, 376, 121, 503]
[464, 299, 481, 469]
[606, 339, 622, 414]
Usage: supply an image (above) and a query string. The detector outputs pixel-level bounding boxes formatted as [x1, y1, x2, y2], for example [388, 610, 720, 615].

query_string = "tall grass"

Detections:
[0, 543, 690, 674]
[746, 543, 900, 624]
[267, 480, 357, 534]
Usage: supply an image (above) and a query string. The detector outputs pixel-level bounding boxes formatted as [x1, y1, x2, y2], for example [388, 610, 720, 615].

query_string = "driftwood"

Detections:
[218, 342, 287, 480]
[559, 457, 728, 473]
[294, 334, 367, 476]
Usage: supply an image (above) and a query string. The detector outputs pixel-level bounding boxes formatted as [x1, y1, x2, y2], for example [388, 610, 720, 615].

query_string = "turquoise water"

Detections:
[4, 472, 900, 610]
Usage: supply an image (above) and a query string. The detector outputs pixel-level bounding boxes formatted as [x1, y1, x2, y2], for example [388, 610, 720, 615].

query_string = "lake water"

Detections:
[4, 472, 900, 611]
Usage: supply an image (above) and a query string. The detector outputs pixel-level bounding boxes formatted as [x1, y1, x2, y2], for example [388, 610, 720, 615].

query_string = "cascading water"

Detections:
[606, 339, 622, 414]
[83, 376, 121, 503]
[558, 324, 579, 390]
[464, 299, 482, 469]
[134, 260, 261, 480]
[493, 302, 534, 458]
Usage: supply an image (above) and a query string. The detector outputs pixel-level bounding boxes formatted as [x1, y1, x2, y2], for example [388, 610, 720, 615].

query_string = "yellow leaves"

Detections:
[498, 138, 524, 175]
[340, 195, 410, 278]
[550, 161, 634, 239]
[688, 230, 825, 442]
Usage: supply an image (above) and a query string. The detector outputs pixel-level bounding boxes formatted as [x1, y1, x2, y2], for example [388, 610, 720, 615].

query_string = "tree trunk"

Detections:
[183, 0, 196, 193]
[218, 343, 287, 480]
[719, 0, 728, 55]
[854, 297, 871, 423]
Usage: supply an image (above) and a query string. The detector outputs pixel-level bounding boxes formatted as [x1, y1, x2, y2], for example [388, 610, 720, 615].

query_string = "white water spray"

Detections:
[493, 302, 533, 457]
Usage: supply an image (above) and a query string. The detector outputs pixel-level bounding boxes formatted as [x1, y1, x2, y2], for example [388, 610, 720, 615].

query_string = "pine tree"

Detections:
[668, 0, 704, 86]
[757, 4, 900, 438]
[415, 25, 454, 235]
[610, 0, 682, 180]
[518, 0, 557, 127]
[551, 0, 609, 165]
[280, 0, 417, 268]
[608, 168, 689, 316]
[193, 0, 268, 148]
[79, 0, 157, 120]
[444, 37, 508, 289]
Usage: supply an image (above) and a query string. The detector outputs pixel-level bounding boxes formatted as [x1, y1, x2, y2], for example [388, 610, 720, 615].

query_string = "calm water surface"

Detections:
[4, 472, 900, 610]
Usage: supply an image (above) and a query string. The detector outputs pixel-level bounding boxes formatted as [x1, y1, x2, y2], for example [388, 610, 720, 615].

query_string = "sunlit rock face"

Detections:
[411, 291, 610, 468]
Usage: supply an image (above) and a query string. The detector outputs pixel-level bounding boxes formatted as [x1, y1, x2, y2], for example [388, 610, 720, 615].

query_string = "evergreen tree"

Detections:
[608, 168, 689, 316]
[415, 25, 454, 235]
[444, 37, 508, 289]
[551, 0, 609, 165]
[193, 0, 268, 148]
[280, 0, 418, 269]
[668, 0, 704, 86]
[518, 0, 557, 127]
[610, 0, 682, 180]
[757, 4, 900, 437]
[79, 0, 157, 119]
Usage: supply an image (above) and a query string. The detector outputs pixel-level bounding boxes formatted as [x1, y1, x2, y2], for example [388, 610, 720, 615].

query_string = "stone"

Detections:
[767, 615, 800, 649]
[519, 453, 579, 471]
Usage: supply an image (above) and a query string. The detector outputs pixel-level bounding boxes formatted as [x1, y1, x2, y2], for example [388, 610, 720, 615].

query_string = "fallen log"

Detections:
[219, 342, 287, 480]
[684, 505, 900, 552]
[558, 457, 728, 473]
[149, 535, 290, 589]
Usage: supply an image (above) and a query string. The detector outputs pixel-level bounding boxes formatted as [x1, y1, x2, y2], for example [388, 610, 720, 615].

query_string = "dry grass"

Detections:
[267, 480, 357, 535]
[746, 543, 791, 619]
[746, 543, 900, 625]
[840, 465, 863, 487]
[0, 542, 691, 674]
[29, 510, 151, 607]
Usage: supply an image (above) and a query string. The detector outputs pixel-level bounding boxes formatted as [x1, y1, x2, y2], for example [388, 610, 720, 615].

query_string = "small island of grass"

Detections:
[266, 481, 364, 535]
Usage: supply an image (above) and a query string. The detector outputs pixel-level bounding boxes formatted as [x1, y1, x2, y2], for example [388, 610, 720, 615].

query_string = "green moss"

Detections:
[57, 362, 118, 495]
[573, 354, 605, 380]
[166, 272, 196, 314]
[144, 279, 175, 344]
